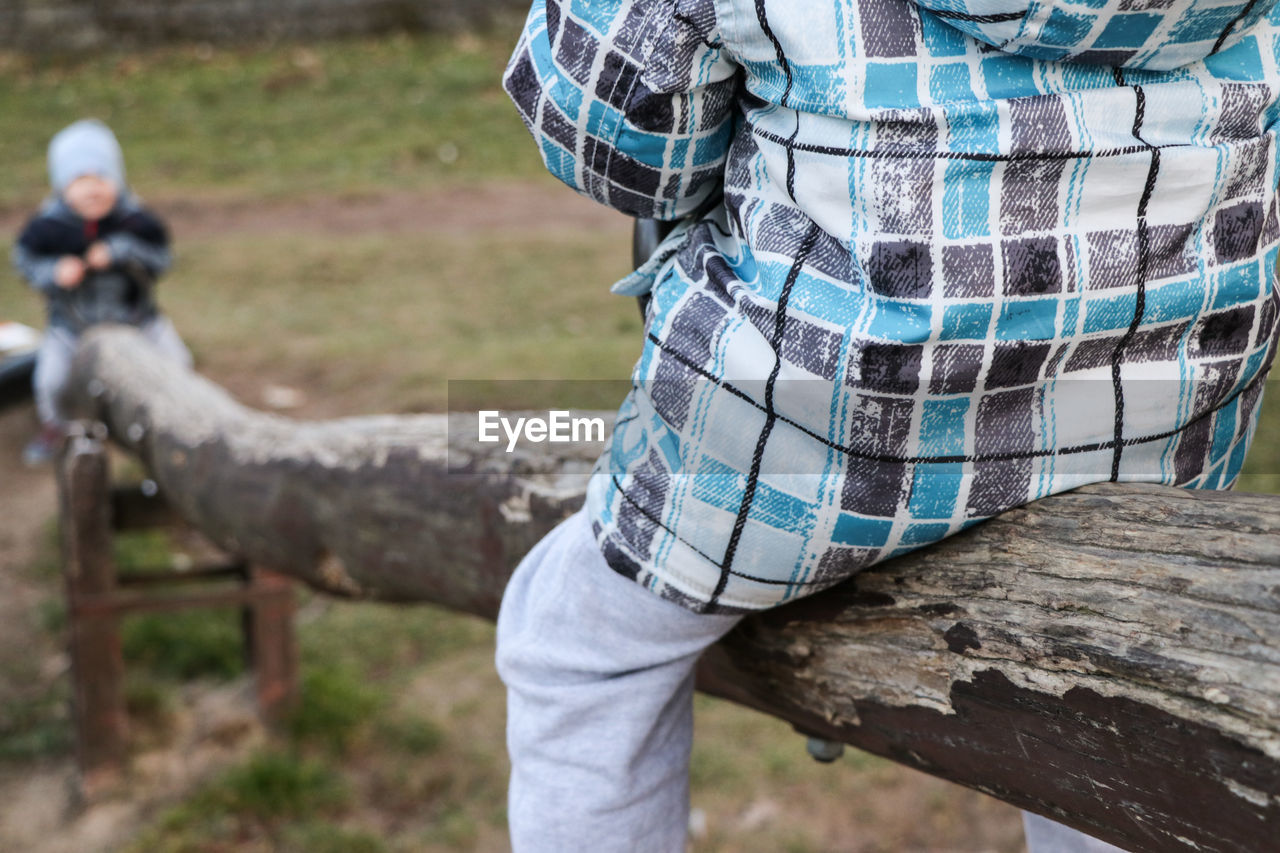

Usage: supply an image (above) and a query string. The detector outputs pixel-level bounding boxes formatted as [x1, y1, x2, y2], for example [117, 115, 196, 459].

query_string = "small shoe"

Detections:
[21, 425, 65, 467]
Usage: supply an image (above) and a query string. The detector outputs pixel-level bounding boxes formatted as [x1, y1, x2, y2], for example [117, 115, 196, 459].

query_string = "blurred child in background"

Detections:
[12, 118, 191, 464]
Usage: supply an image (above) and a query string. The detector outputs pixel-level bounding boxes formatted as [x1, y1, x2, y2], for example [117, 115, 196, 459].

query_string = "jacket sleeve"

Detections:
[106, 208, 172, 279]
[12, 220, 62, 296]
[503, 0, 740, 220]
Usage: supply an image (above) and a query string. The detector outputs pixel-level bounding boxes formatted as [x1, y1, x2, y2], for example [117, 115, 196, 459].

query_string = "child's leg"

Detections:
[1023, 811, 1129, 852]
[495, 508, 741, 853]
[140, 316, 193, 369]
[32, 326, 78, 428]
[498, 511, 1131, 853]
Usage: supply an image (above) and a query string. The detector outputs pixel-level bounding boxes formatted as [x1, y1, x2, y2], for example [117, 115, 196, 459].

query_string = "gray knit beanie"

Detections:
[47, 119, 126, 194]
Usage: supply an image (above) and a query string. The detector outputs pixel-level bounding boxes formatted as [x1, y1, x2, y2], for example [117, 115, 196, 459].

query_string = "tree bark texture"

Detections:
[70, 326, 1280, 853]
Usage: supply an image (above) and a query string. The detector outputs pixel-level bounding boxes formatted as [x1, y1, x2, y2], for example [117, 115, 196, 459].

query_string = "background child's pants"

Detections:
[34, 317, 191, 427]
[496, 508, 1129, 852]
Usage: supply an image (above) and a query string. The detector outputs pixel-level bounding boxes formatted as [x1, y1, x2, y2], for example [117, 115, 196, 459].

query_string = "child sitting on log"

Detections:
[497, 0, 1280, 849]
[12, 119, 191, 465]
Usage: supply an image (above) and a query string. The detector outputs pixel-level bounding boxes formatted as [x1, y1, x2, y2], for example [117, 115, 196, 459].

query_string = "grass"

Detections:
[1238, 382, 1280, 493]
[0, 685, 73, 762]
[127, 594, 1024, 852]
[287, 666, 384, 755]
[373, 714, 446, 757]
[122, 609, 245, 681]
[0, 25, 544, 209]
[296, 598, 495, 681]
[125, 750, 352, 853]
[164, 228, 639, 414]
[128, 602, 512, 852]
[0, 517, 71, 762]
[112, 532, 250, 683]
[208, 751, 349, 821]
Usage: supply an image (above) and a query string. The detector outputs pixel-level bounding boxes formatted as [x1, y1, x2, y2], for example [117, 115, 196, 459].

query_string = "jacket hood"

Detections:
[47, 119, 126, 194]
[918, 0, 1279, 69]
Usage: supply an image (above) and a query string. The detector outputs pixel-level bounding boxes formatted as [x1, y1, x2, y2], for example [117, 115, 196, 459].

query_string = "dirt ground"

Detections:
[0, 187, 1026, 853]
[0, 380, 275, 853]
[0, 180, 623, 245]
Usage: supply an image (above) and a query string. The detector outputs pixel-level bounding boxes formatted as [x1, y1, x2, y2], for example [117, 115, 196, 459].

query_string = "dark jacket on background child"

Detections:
[10, 118, 190, 463]
[13, 193, 171, 333]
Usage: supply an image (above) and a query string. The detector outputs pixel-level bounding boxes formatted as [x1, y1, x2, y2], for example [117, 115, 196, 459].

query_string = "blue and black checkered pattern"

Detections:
[506, 0, 1280, 613]
[919, 0, 1277, 69]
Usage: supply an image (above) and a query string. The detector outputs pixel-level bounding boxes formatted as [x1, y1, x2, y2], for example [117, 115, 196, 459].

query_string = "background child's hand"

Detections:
[85, 241, 112, 270]
[54, 256, 85, 289]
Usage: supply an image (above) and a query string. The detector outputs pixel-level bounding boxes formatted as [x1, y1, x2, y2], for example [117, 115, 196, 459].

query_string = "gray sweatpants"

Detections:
[495, 508, 1129, 852]
[34, 317, 192, 428]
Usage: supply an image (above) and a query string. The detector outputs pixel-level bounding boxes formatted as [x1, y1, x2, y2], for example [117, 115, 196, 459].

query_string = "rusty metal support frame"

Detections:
[57, 430, 298, 792]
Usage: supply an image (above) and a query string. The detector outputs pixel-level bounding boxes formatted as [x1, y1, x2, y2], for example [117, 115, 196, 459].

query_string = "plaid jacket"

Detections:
[505, 0, 1280, 613]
